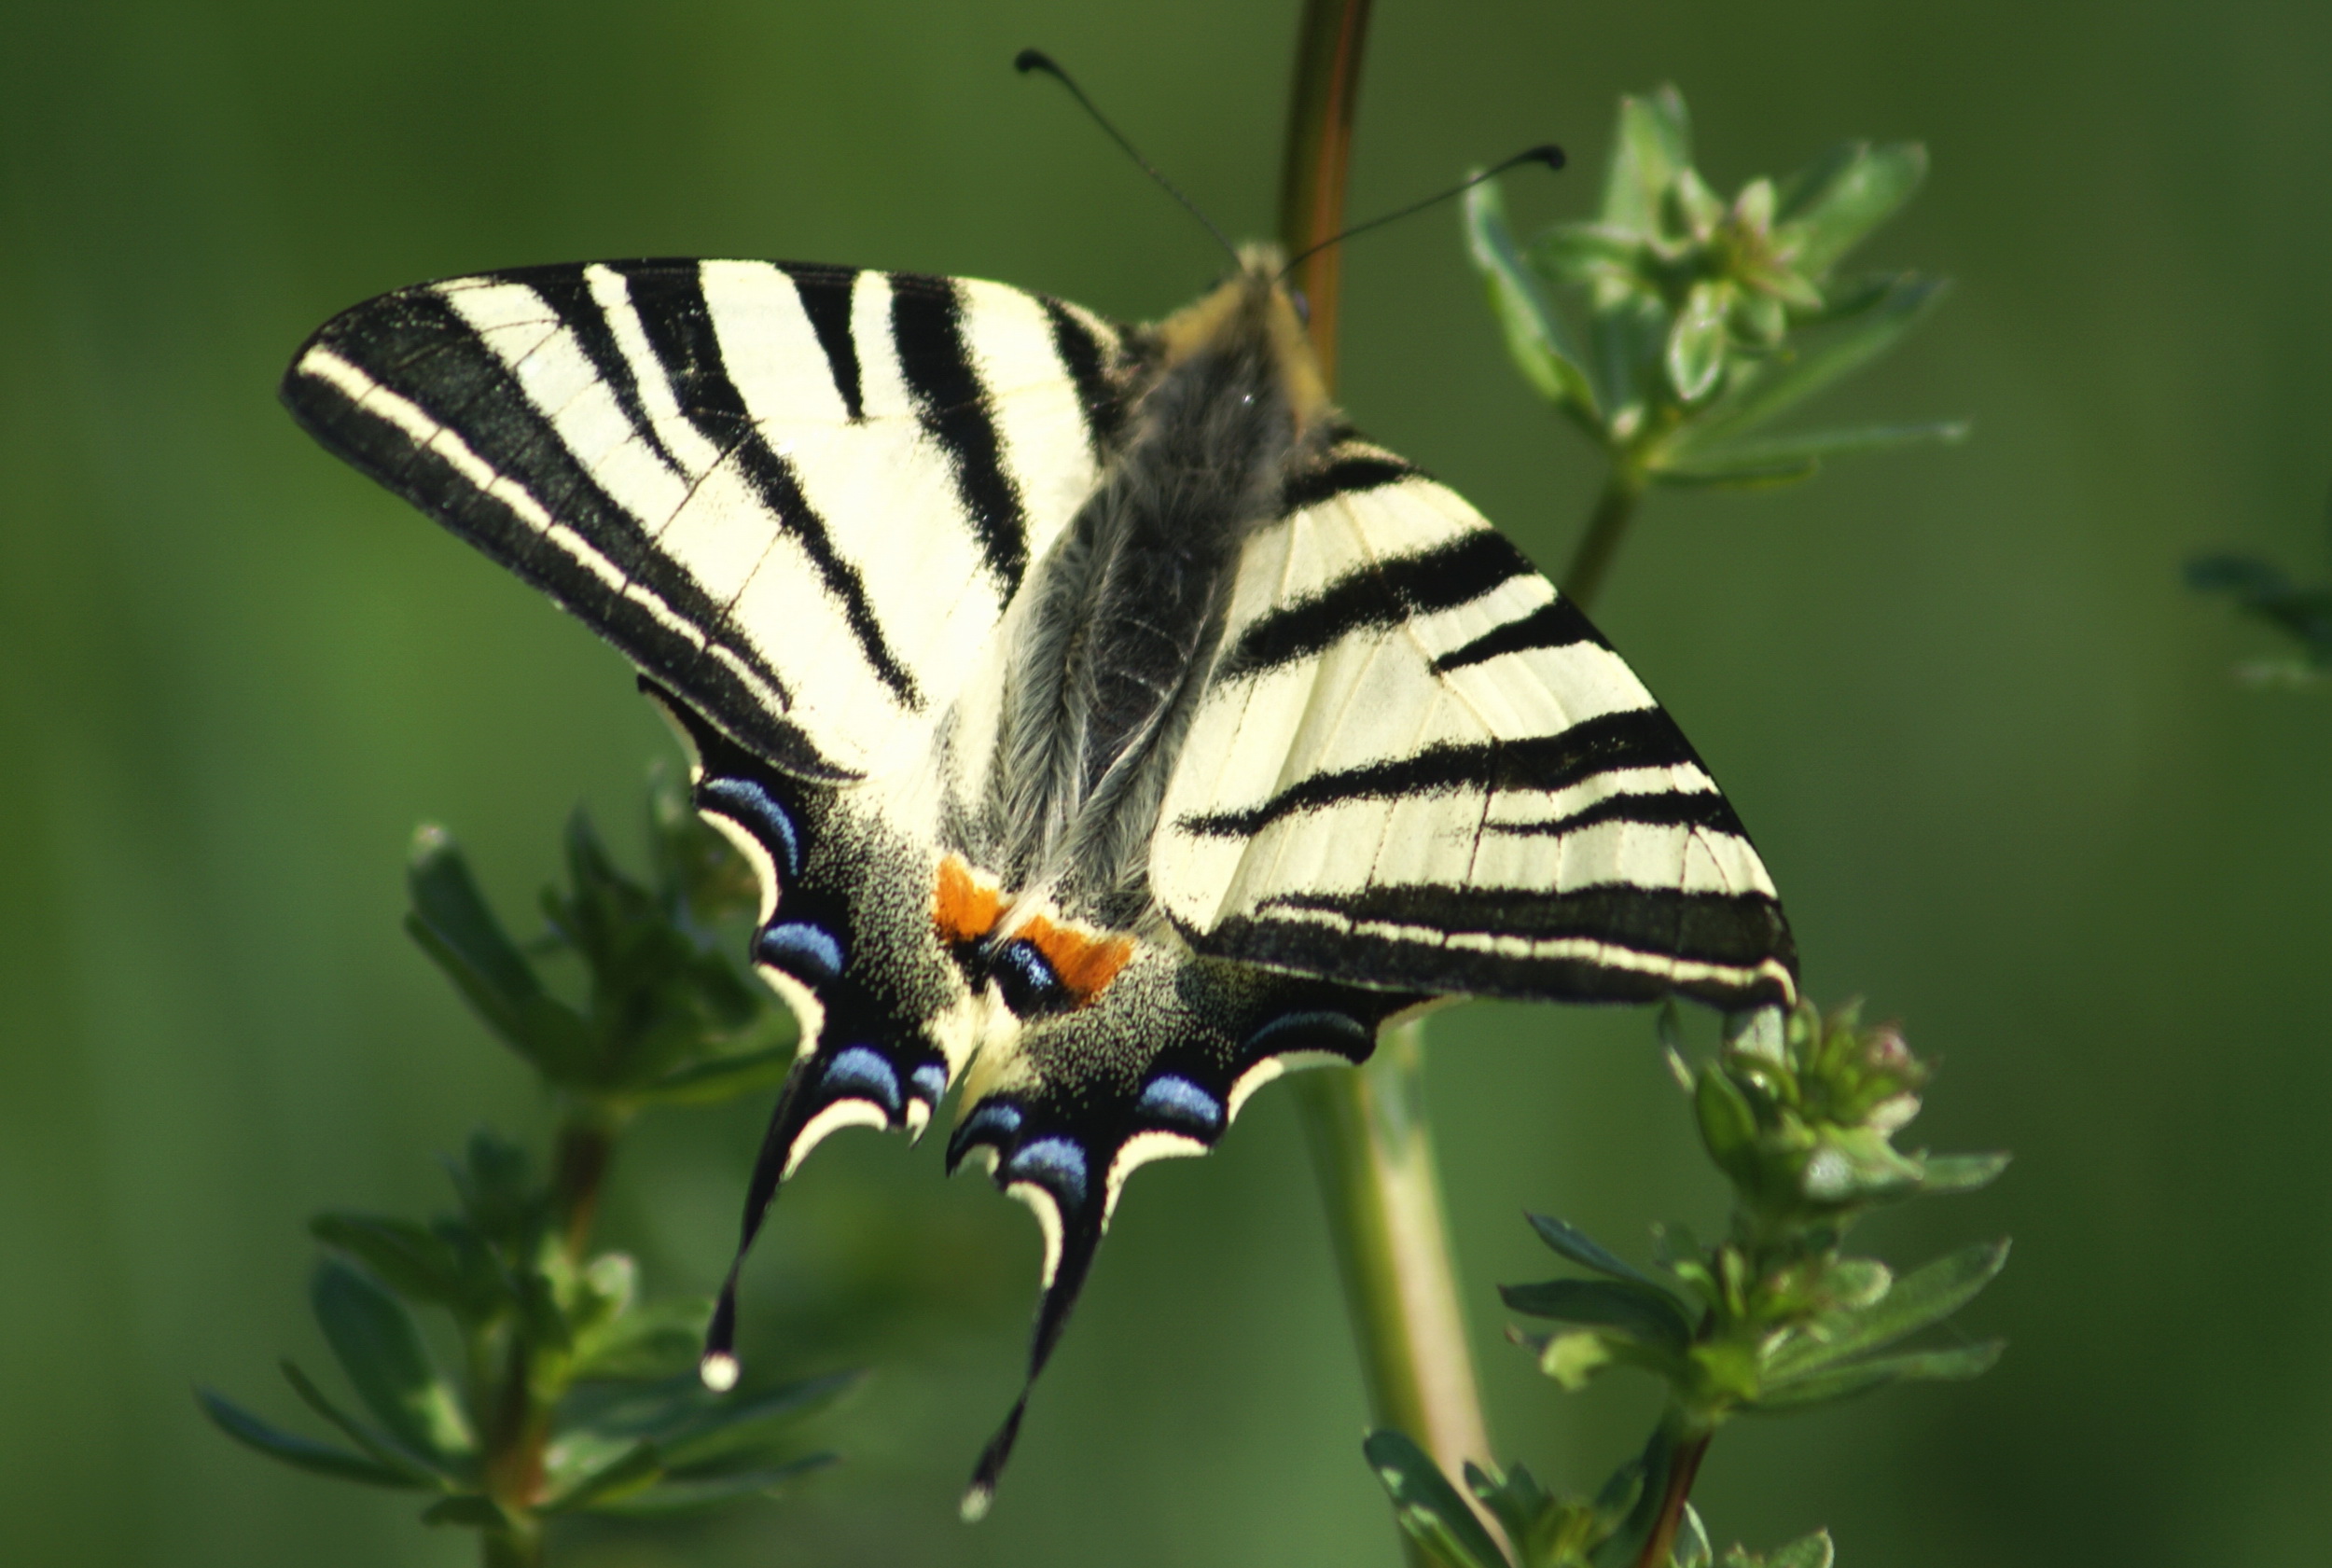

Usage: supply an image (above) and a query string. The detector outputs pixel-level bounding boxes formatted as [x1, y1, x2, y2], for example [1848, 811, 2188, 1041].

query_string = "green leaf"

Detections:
[1464, 181, 1599, 423]
[1667, 167, 1725, 241]
[1534, 1328, 1615, 1390]
[311, 1258, 473, 1466]
[1681, 273, 1950, 450]
[1693, 1068, 1764, 1190]
[1672, 1501, 1712, 1568]
[1657, 421, 1968, 484]
[1665, 282, 1729, 402]
[1751, 1339, 2004, 1409]
[1603, 86, 1693, 235]
[1722, 1531, 1835, 1568]
[1525, 1214, 1668, 1292]
[586, 1454, 837, 1518]
[540, 1439, 664, 1513]
[280, 1358, 449, 1481]
[1776, 142, 1928, 277]
[309, 1214, 465, 1309]
[1365, 1430, 1511, 1568]
[1530, 222, 1645, 288]
[447, 1129, 537, 1242]
[658, 1371, 864, 1465]
[630, 1042, 796, 1108]
[195, 1387, 425, 1489]
[1650, 454, 1820, 491]
[406, 826, 536, 1009]
[1500, 1279, 1692, 1351]
[1918, 1151, 2012, 1196]
[405, 828, 596, 1081]
[570, 1296, 714, 1382]
[1591, 1422, 1677, 1568]
[2186, 552, 2293, 598]
[1766, 1240, 2009, 1381]
[1590, 292, 1671, 440]
[1464, 1460, 1551, 1561]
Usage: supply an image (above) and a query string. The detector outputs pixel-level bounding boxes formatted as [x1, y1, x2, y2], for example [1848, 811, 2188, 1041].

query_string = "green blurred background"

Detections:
[6, 1, 2328, 1562]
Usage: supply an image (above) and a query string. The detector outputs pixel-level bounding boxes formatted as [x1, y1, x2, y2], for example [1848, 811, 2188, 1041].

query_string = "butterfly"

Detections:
[283, 244, 1797, 1514]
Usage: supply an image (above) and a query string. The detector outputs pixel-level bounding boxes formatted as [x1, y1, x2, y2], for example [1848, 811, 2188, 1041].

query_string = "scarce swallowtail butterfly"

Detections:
[285, 237, 1798, 1512]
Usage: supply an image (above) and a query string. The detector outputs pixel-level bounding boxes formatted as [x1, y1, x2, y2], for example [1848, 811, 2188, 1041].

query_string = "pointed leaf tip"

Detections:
[1363, 1430, 1510, 1568]
[196, 1387, 426, 1490]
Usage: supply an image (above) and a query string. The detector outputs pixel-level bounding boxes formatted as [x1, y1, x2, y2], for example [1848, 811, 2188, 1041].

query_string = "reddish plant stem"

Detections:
[1635, 1432, 1713, 1568]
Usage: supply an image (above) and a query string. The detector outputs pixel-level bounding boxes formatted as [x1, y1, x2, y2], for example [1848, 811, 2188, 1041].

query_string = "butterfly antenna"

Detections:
[1278, 144, 1567, 280]
[1016, 49, 1241, 266]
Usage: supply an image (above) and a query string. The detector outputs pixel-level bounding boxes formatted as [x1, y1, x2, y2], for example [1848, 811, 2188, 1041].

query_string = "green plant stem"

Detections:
[1277, 11, 1494, 1554]
[552, 1114, 618, 1262]
[477, 1108, 621, 1566]
[482, 1519, 544, 1568]
[1292, 1022, 1492, 1471]
[1561, 466, 1644, 612]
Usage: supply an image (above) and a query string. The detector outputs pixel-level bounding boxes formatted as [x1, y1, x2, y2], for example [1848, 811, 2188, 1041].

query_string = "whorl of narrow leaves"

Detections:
[201, 777, 851, 1560]
[1367, 1000, 2006, 1567]
[1464, 83, 1964, 493]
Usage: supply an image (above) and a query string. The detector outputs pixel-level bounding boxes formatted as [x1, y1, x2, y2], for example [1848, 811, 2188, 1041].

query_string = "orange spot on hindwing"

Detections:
[934, 854, 1006, 947]
[1020, 917, 1134, 1006]
[931, 855, 1134, 1010]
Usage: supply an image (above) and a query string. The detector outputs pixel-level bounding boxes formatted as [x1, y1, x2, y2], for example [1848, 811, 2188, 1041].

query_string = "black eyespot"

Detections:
[989, 937, 1071, 1018]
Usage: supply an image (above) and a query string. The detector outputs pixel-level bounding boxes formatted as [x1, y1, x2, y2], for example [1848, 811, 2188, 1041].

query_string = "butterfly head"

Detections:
[1153, 243, 1331, 439]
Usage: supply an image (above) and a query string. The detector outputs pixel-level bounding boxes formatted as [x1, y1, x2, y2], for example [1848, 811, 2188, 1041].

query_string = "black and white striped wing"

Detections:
[283, 259, 1131, 781]
[1157, 446, 1798, 1010]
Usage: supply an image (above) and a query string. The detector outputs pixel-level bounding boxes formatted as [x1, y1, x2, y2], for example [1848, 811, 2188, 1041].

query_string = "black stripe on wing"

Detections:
[1207, 884, 1798, 1010]
[1041, 298, 1131, 456]
[528, 268, 690, 479]
[1213, 529, 1539, 686]
[1176, 707, 1698, 839]
[1487, 785, 1751, 840]
[890, 275, 1029, 590]
[612, 261, 924, 710]
[1281, 450, 1423, 512]
[281, 274, 837, 781]
[1431, 596, 1609, 673]
[781, 263, 867, 422]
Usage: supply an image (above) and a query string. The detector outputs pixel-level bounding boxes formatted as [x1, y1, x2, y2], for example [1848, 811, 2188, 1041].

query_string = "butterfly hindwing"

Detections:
[655, 678, 1419, 1508]
[1156, 439, 1798, 1010]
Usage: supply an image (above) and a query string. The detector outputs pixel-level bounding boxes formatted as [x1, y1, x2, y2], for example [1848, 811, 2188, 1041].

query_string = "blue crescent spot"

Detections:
[1135, 1075, 1223, 1133]
[1006, 1137, 1089, 1208]
[1244, 1009, 1370, 1056]
[701, 775, 802, 879]
[757, 921, 844, 982]
[952, 1100, 1024, 1154]
[910, 1062, 951, 1103]
[823, 1045, 901, 1114]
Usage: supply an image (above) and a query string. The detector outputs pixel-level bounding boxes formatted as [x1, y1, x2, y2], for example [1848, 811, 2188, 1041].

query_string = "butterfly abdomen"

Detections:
[986, 261, 1330, 919]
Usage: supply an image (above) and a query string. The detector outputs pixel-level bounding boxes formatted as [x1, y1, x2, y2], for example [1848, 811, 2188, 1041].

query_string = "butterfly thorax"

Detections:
[977, 256, 1330, 928]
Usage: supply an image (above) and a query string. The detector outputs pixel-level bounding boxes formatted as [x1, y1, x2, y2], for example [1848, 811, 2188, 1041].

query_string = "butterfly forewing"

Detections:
[284, 259, 1131, 779]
